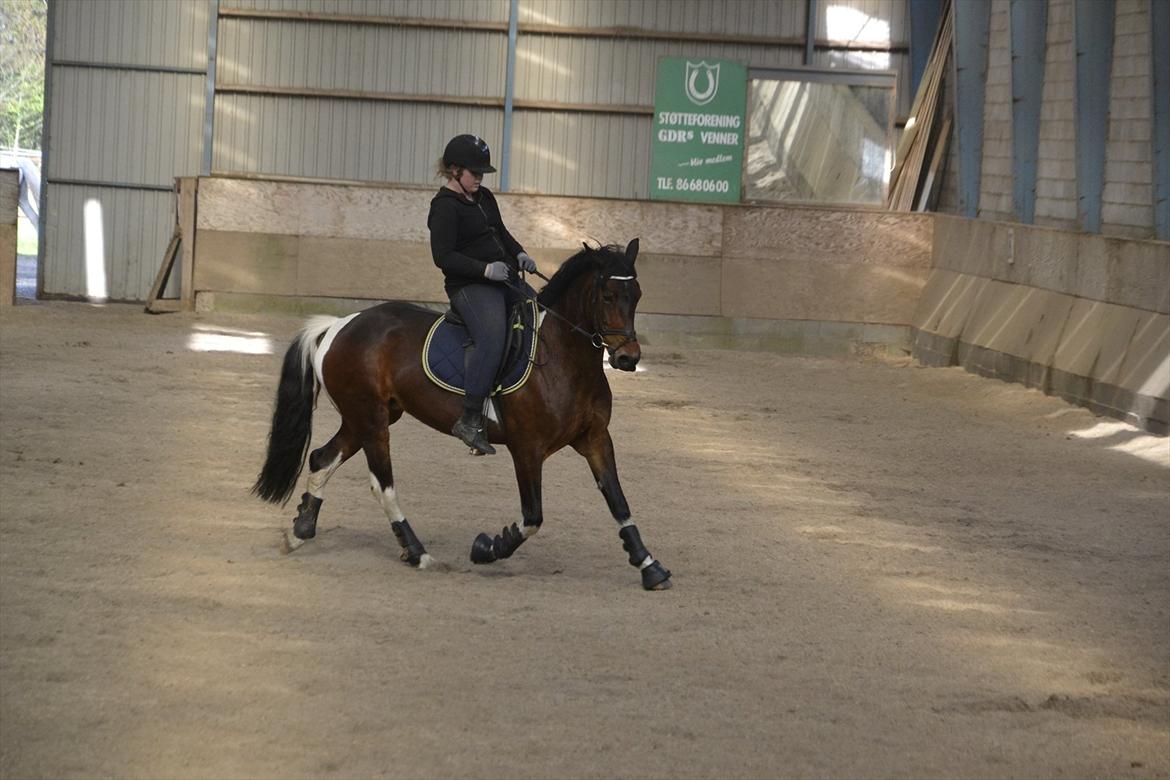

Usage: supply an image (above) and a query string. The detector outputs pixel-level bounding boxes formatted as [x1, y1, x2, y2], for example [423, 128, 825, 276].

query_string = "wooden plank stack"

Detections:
[887, 0, 954, 211]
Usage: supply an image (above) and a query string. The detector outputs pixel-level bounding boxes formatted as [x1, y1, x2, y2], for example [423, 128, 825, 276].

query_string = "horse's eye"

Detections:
[602, 292, 616, 303]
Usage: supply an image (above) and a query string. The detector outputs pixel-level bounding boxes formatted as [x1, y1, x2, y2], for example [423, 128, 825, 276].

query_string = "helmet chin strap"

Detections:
[451, 169, 477, 201]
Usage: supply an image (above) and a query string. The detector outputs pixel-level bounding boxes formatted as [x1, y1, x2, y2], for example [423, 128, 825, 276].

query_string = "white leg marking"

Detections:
[520, 523, 539, 539]
[638, 554, 655, 570]
[417, 553, 436, 569]
[369, 473, 406, 522]
[619, 519, 636, 528]
[306, 453, 343, 498]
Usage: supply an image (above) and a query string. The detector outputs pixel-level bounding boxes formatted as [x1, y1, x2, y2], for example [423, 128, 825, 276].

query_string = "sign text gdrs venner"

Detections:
[649, 58, 747, 204]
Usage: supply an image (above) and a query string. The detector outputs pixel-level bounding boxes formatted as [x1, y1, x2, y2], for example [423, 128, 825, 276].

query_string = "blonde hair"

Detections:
[435, 158, 461, 181]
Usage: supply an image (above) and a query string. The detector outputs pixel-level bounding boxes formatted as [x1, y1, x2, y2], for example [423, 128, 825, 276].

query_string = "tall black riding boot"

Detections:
[452, 407, 496, 455]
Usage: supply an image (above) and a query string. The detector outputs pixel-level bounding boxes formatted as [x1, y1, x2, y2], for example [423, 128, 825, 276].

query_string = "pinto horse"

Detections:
[252, 239, 671, 590]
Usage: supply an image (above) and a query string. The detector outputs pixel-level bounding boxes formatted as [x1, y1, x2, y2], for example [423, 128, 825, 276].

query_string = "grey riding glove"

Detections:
[517, 252, 538, 273]
[483, 261, 510, 281]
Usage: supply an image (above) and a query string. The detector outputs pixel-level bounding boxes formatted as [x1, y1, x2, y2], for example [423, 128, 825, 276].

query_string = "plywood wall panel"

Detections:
[723, 208, 933, 269]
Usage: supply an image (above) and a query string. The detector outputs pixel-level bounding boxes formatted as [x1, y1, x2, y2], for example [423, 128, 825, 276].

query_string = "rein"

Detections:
[503, 269, 638, 356]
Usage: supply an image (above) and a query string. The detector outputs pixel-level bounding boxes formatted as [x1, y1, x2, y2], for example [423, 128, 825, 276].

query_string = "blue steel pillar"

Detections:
[805, 0, 817, 65]
[500, 0, 519, 191]
[909, 0, 944, 97]
[1074, 0, 1115, 234]
[952, 0, 992, 218]
[1010, 0, 1047, 224]
[1152, 0, 1170, 240]
[201, 0, 220, 176]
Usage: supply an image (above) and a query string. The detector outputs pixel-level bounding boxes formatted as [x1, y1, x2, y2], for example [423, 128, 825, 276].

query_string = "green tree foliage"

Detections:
[1, 0, 47, 149]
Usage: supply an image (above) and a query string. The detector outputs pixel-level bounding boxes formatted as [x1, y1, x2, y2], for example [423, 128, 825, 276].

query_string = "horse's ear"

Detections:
[625, 238, 640, 264]
[582, 241, 591, 253]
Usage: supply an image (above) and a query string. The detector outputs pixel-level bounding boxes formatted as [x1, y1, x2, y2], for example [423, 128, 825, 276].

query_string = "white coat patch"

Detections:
[307, 453, 343, 498]
[313, 313, 361, 410]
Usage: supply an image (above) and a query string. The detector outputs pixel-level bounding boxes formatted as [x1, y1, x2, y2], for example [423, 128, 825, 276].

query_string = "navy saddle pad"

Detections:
[422, 300, 541, 396]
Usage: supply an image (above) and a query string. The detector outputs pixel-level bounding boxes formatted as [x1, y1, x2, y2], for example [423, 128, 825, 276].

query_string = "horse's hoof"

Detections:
[470, 533, 497, 564]
[280, 529, 305, 555]
[641, 561, 672, 591]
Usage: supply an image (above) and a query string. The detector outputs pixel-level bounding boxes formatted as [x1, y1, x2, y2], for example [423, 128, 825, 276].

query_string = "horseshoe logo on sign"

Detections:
[685, 61, 720, 106]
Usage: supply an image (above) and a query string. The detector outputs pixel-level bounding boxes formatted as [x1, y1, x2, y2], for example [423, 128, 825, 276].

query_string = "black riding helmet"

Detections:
[443, 134, 497, 174]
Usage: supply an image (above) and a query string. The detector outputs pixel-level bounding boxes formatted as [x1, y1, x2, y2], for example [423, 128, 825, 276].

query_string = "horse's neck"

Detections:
[544, 271, 602, 365]
[556, 272, 591, 325]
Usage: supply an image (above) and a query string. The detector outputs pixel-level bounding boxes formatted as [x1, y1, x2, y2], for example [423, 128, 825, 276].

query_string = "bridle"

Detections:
[588, 273, 639, 355]
[503, 268, 638, 359]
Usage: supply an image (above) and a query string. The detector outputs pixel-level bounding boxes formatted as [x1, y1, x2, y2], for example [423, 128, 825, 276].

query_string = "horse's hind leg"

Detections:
[292, 426, 360, 541]
[362, 408, 434, 569]
[572, 428, 672, 591]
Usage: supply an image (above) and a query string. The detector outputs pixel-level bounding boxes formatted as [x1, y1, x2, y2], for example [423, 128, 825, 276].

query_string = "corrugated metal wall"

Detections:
[43, 0, 911, 300]
[43, 0, 209, 301]
[227, 0, 507, 22]
[520, 0, 802, 31]
[511, 0, 906, 198]
[208, 0, 907, 200]
[212, 11, 508, 181]
[211, 0, 510, 189]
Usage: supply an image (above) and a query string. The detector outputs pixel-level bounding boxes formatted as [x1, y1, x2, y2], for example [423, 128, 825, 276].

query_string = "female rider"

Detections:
[428, 134, 538, 456]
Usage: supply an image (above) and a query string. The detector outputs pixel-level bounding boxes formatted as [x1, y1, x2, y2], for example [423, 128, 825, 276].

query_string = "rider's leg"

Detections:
[450, 283, 507, 455]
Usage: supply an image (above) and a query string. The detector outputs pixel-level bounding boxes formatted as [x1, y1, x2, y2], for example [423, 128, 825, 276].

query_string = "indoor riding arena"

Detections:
[2, 1, 1167, 778]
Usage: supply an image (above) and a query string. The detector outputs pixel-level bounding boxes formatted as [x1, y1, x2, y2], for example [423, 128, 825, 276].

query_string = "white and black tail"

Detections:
[252, 316, 338, 505]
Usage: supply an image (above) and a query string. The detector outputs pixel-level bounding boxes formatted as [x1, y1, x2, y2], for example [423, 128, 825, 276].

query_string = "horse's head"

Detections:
[537, 238, 644, 370]
[591, 238, 642, 371]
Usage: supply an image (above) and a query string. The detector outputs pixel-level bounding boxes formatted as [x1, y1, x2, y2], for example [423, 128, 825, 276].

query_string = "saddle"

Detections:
[422, 298, 541, 397]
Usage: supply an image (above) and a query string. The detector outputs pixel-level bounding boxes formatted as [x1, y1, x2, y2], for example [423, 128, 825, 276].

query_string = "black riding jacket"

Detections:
[428, 186, 525, 294]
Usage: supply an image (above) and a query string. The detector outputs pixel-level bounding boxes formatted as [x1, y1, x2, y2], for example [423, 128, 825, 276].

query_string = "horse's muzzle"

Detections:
[609, 341, 641, 371]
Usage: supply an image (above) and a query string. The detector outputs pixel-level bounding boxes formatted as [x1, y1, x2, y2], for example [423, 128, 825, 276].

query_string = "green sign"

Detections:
[649, 57, 747, 203]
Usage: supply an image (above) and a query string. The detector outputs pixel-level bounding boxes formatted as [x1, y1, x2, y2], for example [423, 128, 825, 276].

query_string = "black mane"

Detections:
[536, 244, 635, 307]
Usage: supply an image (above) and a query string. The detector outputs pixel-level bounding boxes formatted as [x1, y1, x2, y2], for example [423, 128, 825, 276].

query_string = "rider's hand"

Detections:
[517, 252, 537, 273]
[483, 261, 510, 282]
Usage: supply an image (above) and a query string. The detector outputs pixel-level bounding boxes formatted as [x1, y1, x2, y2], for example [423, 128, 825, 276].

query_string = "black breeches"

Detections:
[450, 282, 521, 409]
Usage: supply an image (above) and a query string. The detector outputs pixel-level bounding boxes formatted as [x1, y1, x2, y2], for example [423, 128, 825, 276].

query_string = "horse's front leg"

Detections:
[573, 429, 672, 591]
[470, 449, 543, 563]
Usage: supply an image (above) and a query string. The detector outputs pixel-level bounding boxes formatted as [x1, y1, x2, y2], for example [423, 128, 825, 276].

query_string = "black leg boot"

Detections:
[452, 407, 496, 455]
